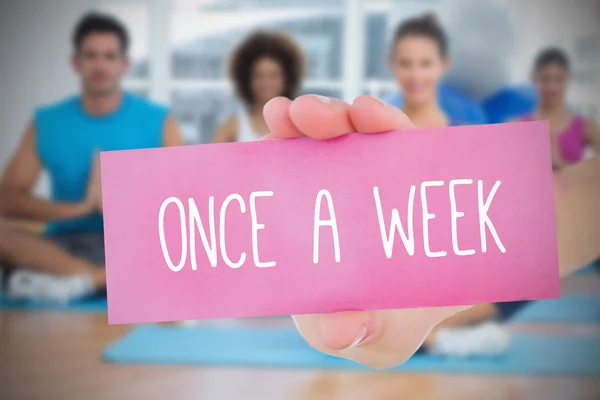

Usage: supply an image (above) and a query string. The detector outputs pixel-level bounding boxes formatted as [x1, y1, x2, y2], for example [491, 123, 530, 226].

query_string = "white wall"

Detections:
[0, 0, 94, 194]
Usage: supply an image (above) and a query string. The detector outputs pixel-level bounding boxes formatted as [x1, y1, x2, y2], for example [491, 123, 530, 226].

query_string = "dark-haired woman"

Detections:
[388, 14, 520, 357]
[389, 14, 459, 128]
[521, 47, 600, 170]
[212, 31, 304, 143]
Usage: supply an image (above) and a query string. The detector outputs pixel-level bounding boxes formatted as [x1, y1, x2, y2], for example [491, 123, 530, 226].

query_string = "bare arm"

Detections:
[211, 117, 237, 143]
[555, 155, 600, 277]
[584, 119, 600, 155]
[0, 122, 92, 221]
[162, 114, 184, 147]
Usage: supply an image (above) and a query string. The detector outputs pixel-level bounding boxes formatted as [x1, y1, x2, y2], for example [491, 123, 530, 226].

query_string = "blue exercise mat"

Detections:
[0, 294, 107, 312]
[103, 325, 600, 376]
[512, 296, 600, 324]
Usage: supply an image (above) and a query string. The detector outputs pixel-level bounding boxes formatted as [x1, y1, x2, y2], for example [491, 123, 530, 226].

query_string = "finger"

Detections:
[293, 305, 470, 369]
[289, 95, 355, 139]
[263, 97, 304, 139]
[349, 96, 415, 133]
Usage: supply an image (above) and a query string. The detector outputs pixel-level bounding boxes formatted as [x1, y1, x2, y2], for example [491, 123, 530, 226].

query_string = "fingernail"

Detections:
[263, 97, 277, 114]
[348, 325, 370, 348]
[373, 97, 388, 107]
[316, 95, 331, 106]
[352, 96, 388, 107]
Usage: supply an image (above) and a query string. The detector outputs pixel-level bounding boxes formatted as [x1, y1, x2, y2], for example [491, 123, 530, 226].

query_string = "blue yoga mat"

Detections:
[513, 296, 600, 324]
[103, 325, 600, 376]
[0, 294, 107, 313]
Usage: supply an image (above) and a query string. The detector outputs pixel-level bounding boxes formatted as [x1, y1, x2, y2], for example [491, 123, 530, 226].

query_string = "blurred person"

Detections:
[0, 13, 182, 302]
[429, 51, 600, 344]
[178, 31, 304, 327]
[264, 93, 600, 369]
[388, 14, 536, 357]
[388, 14, 460, 128]
[418, 52, 600, 351]
[212, 31, 304, 143]
[521, 48, 600, 170]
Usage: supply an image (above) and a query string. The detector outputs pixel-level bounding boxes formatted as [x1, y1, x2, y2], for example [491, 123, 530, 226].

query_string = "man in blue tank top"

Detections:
[0, 13, 182, 302]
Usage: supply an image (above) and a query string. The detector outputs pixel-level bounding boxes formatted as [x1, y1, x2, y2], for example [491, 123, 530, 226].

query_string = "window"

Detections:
[107, 0, 441, 143]
[99, 0, 150, 82]
[100, 0, 598, 140]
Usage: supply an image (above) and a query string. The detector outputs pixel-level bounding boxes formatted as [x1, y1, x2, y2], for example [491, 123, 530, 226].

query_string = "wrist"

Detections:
[76, 198, 94, 216]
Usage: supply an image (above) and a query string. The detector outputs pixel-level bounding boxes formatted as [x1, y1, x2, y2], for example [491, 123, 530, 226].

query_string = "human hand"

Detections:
[263, 94, 471, 368]
[84, 153, 103, 213]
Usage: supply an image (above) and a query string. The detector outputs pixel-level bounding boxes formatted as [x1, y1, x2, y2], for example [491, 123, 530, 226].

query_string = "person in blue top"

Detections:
[0, 13, 182, 303]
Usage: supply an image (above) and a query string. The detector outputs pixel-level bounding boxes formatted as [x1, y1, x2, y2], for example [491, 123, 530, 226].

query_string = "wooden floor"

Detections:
[1, 275, 600, 400]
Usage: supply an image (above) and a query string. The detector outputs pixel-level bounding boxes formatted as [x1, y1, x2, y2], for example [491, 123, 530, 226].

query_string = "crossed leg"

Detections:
[0, 218, 105, 288]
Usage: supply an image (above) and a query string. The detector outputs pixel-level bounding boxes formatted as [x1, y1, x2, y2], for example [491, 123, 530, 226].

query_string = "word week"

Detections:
[158, 179, 505, 271]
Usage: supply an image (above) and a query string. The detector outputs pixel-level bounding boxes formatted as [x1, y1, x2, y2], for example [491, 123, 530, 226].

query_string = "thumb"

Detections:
[293, 305, 470, 369]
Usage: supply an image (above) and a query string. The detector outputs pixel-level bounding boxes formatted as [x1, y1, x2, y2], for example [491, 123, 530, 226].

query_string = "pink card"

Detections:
[101, 121, 559, 324]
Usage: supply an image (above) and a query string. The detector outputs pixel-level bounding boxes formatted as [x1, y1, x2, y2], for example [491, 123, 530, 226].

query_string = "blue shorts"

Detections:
[46, 231, 105, 265]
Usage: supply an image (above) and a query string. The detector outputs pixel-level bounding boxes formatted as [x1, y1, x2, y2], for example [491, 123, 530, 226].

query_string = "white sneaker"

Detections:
[6, 270, 94, 304]
[430, 321, 511, 358]
[179, 318, 239, 328]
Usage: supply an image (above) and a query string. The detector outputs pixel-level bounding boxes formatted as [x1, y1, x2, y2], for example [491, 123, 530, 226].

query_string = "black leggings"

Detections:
[494, 300, 531, 320]
[496, 257, 600, 320]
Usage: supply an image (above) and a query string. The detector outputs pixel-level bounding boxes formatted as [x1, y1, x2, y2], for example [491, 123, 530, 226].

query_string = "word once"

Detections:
[157, 179, 505, 271]
[158, 191, 275, 272]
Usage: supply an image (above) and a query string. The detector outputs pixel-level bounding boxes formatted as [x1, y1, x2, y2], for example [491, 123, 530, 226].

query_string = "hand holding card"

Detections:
[264, 95, 557, 367]
[100, 95, 559, 368]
